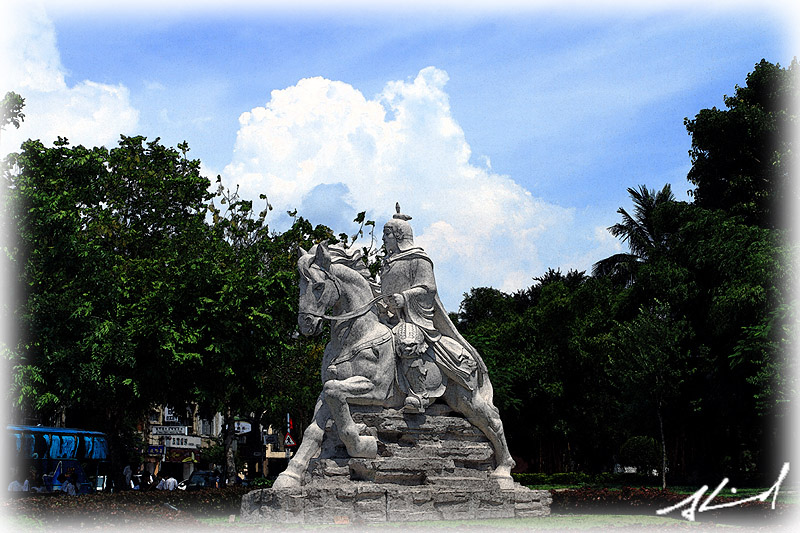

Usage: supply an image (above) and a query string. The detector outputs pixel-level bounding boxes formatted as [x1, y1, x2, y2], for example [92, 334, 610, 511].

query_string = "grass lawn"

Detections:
[5, 483, 794, 531]
[7, 509, 788, 531]
[194, 513, 785, 530]
[525, 484, 797, 505]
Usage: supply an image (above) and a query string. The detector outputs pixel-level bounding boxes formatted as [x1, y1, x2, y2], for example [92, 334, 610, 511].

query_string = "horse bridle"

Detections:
[301, 266, 383, 321]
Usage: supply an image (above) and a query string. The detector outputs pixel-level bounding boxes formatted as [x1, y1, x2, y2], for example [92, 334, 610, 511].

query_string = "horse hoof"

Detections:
[489, 471, 515, 490]
[348, 436, 378, 458]
[273, 471, 302, 489]
[489, 463, 514, 480]
[403, 396, 424, 413]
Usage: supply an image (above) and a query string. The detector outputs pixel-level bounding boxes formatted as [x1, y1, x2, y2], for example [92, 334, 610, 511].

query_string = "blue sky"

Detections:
[1, 1, 797, 310]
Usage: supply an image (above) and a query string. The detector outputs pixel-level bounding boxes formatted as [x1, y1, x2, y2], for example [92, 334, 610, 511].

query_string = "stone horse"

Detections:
[274, 242, 397, 488]
[273, 242, 514, 489]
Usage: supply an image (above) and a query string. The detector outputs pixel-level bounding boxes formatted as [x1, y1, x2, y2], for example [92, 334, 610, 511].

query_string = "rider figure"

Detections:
[380, 204, 482, 407]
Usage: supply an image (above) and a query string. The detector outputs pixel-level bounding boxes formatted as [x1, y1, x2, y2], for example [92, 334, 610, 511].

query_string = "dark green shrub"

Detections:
[248, 477, 274, 488]
[619, 436, 661, 476]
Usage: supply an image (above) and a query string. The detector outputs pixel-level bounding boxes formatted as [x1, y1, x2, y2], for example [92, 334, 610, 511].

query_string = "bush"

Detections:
[248, 477, 273, 488]
[511, 471, 655, 487]
[619, 435, 661, 475]
[3, 487, 252, 526]
[550, 486, 791, 525]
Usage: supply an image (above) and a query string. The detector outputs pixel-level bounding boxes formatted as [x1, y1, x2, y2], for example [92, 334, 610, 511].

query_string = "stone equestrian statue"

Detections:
[274, 204, 515, 488]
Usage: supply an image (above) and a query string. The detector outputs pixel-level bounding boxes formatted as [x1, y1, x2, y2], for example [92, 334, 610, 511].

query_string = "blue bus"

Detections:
[7, 425, 111, 494]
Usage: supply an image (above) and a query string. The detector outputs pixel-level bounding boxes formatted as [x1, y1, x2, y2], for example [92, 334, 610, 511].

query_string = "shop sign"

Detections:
[164, 407, 179, 422]
[166, 449, 199, 463]
[235, 421, 252, 434]
[164, 435, 201, 449]
[147, 445, 165, 455]
[152, 425, 188, 436]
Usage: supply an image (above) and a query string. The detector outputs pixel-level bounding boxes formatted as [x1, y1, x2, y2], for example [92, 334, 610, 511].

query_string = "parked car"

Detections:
[177, 470, 219, 491]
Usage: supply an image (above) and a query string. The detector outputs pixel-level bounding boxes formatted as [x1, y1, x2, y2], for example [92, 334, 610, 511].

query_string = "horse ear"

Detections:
[315, 240, 332, 271]
[297, 245, 309, 259]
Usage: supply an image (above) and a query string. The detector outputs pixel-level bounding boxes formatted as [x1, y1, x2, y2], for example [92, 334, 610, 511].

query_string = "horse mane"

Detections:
[299, 243, 371, 281]
[327, 245, 371, 279]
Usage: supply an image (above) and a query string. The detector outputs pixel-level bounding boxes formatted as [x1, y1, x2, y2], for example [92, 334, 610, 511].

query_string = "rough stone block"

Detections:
[353, 487, 388, 521]
[241, 484, 551, 524]
[241, 407, 551, 524]
[385, 488, 437, 522]
[432, 489, 474, 520]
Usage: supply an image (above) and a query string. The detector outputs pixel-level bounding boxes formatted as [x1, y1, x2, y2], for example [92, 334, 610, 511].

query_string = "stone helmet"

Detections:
[384, 203, 415, 252]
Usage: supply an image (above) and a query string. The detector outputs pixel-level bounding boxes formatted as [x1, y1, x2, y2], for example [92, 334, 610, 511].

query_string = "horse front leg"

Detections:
[273, 393, 329, 488]
[323, 376, 378, 458]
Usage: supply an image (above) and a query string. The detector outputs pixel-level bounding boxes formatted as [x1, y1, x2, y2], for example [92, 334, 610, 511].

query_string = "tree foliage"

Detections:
[4, 136, 213, 469]
[1, 91, 26, 132]
[185, 180, 334, 483]
[685, 58, 797, 228]
[3, 135, 333, 477]
[591, 184, 676, 286]
[459, 59, 794, 483]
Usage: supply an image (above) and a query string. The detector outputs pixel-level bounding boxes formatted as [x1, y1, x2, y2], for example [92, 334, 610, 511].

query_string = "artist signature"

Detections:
[656, 462, 790, 522]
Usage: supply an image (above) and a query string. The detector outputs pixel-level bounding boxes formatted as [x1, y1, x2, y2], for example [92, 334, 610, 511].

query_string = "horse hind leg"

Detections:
[443, 385, 515, 480]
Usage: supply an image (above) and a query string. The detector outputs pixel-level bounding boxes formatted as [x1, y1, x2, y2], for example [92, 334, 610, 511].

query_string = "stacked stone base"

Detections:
[241, 403, 551, 524]
[241, 482, 551, 523]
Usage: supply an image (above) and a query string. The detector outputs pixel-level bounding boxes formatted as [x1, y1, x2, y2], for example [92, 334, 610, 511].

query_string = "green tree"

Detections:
[679, 59, 796, 477]
[457, 287, 514, 327]
[3, 130, 351, 483]
[592, 184, 677, 286]
[457, 59, 794, 482]
[4, 135, 213, 469]
[613, 199, 789, 481]
[1, 92, 26, 381]
[677, 205, 789, 477]
[614, 300, 689, 489]
[185, 182, 334, 484]
[1, 91, 25, 134]
[731, 302, 795, 420]
[459, 271, 623, 473]
[685, 59, 798, 228]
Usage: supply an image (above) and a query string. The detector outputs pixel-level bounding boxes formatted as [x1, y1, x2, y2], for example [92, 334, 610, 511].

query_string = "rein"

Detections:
[302, 295, 384, 321]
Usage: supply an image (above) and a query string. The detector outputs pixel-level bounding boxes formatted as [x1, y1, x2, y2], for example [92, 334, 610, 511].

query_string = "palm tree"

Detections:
[592, 184, 676, 285]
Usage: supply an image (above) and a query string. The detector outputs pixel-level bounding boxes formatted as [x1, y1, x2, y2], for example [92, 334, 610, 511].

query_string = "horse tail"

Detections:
[477, 372, 495, 405]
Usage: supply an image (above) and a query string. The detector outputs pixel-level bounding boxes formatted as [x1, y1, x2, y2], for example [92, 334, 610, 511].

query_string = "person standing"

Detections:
[60, 474, 77, 495]
[122, 464, 132, 490]
[164, 475, 178, 491]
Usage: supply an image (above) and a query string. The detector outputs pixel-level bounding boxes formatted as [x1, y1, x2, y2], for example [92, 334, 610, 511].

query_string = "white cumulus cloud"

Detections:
[0, 0, 139, 155]
[223, 66, 619, 309]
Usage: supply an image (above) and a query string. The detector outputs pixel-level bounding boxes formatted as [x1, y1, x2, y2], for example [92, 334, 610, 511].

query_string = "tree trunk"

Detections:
[657, 399, 667, 490]
[106, 414, 128, 492]
[223, 406, 237, 486]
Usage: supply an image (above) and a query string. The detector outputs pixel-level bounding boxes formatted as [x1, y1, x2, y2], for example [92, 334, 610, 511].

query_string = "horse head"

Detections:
[297, 242, 340, 337]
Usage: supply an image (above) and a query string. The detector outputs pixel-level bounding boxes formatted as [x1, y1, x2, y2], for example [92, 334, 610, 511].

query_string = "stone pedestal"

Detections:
[241, 481, 551, 524]
[241, 404, 551, 524]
